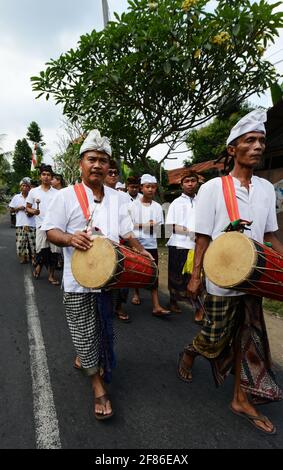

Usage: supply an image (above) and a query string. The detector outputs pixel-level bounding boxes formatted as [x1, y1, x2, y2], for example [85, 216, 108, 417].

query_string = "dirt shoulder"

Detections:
[158, 246, 283, 368]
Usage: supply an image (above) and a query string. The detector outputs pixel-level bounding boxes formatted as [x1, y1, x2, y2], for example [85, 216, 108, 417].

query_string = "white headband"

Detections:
[226, 109, 267, 146]
[80, 129, 112, 156]
[140, 174, 157, 184]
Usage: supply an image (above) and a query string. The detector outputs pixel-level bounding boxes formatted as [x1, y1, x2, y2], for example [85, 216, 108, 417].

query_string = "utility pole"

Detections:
[102, 0, 110, 27]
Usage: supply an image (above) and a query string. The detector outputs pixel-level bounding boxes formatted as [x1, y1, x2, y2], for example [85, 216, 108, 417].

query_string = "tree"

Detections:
[31, 0, 283, 181]
[185, 102, 254, 164]
[26, 121, 45, 167]
[53, 143, 81, 185]
[13, 139, 32, 180]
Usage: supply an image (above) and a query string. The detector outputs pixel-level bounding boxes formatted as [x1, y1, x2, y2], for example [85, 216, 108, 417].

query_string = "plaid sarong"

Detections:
[189, 294, 282, 403]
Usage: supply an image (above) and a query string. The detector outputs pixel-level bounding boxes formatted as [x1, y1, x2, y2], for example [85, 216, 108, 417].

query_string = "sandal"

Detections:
[48, 279, 60, 285]
[94, 394, 114, 420]
[131, 297, 141, 305]
[115, 311, 131, 323]
[229, 405, 276, 435]
[177, 352, 193, 383]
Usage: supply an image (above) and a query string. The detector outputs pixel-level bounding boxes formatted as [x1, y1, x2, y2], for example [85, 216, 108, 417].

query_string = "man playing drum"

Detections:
[42, 129, 150, 420]
[177, 110, 283, 435]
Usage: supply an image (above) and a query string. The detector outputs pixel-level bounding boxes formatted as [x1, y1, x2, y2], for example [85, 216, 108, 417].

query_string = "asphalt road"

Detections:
[0, 214, 283, 449]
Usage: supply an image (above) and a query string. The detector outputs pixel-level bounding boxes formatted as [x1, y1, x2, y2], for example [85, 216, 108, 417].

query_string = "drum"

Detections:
[71, 236, 158, 289]
[203, 232, 283, 301]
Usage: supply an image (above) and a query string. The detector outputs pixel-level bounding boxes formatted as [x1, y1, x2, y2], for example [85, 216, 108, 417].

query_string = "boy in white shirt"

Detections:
[26, 164, 59, 284]
[129, 174, 171, 317]
[166, 171, 202, 320]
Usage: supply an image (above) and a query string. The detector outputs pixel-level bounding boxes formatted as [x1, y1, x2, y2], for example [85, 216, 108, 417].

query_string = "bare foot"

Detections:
[131, 295, 141, 305]
[177, 350, 194, 382]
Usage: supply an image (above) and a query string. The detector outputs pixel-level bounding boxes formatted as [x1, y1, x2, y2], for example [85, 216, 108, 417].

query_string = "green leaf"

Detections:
[182, 59, 191, 72]
[270, 83, 283, 105]
[163, 61, 171, 74]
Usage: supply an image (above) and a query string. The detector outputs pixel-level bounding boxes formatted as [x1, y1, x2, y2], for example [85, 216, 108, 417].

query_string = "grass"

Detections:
[263, 298, 283, 318]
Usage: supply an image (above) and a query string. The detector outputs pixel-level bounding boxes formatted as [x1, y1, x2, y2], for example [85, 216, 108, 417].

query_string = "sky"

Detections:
[0, 0, 283, 170]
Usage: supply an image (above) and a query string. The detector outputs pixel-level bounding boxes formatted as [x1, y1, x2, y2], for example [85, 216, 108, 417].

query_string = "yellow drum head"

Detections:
[71, 237, 117, 288]
[203, 232, 257, 288]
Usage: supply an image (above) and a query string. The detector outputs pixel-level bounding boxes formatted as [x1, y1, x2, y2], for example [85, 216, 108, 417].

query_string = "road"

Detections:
[0, 214, 283, 449]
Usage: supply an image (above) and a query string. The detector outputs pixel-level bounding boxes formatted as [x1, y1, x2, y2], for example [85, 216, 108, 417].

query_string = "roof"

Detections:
[167, 161, 224, 185]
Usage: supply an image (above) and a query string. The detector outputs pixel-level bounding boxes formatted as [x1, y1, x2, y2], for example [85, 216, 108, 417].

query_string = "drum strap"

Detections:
[221, 175, 240, 222]
[74, 183, 90, 221]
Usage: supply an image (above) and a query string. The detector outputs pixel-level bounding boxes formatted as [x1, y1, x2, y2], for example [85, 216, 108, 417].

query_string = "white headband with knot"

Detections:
[140, 174, 157, 184]
[80, 129, 112, 156]
[226, 109, 267, 146]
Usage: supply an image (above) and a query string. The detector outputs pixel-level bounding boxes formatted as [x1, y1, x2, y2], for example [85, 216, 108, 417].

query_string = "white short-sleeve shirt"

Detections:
[128, 198, 164, 249]
[166, 194, 195, 249]
[195, 175, 278, 296]
[9, 193, 36, 227]
[26, 186, 58, 228]
[41, 183, 133, 293]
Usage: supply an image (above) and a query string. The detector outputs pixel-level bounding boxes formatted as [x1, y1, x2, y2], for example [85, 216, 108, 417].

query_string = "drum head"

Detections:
[203, 232, 257, 288]
[71, 237, 117, 288]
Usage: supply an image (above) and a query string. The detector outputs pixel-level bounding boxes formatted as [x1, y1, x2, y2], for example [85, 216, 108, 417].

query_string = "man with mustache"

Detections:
[42, 130, 150, 420]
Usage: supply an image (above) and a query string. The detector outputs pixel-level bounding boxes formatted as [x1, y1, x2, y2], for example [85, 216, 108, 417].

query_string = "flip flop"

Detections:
[177, 352, 192, 383]
[94, 394, 114, 421]
[48, 279, 60, 285]
[229, 405, 277, 435]
[115, 312, 131, 323]
[152, 309, 171, 317]
[131, 297, 141, 305]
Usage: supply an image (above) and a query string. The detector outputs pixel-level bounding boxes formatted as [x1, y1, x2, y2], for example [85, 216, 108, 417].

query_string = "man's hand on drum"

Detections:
[187, 276, 203, 299]
[140, 248, 154, 261]
[70, 231, 93, 251]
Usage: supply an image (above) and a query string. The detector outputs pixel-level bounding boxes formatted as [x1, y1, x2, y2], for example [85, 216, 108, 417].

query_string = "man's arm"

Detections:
[123, 232, 154, 260]
[26, 202, 40, 216]
[47, 228, 92, 251]
[264, 232, 283, 255]
[187, 233, 211, 298]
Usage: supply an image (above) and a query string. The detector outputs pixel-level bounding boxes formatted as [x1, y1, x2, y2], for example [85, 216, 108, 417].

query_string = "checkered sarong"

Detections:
[63, 291, 115, 380]
[188, 294, 282, 403]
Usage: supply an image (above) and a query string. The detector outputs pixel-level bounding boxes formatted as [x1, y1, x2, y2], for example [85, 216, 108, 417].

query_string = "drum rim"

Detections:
[203, 232, 258, 288]
[71, 237, 119, 289]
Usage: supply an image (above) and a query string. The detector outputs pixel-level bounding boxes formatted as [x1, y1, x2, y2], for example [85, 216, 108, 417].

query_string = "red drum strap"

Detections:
[221, 175, 240, 222]
[74, 183, 90, 221]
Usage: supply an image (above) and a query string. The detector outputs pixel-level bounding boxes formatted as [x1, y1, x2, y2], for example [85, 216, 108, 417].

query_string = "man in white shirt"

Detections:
[129, 174, 171, 316]
[9, 178, 36, 264]
[26, 164, 59, 284]
[166, 172, 200, 317]
[178, 110, 283, 435]
[42, 129, 150, 420]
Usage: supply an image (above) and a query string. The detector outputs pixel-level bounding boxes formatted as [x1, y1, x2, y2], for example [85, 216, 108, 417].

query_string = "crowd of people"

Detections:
[8, 110, 283, 433]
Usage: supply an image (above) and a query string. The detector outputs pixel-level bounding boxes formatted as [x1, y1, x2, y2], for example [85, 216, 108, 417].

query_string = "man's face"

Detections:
[40, 171, 53, 185]
[228, 132, 266, 169]
[80, 151, 110, 186]
[127, 183, 140, 197]
[104, 168, 119, 188]
[141, 183, 157, 198]
[181, 177, 198, 196]
[20, 183, 30, 196]
[51, 177, 61, 189]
